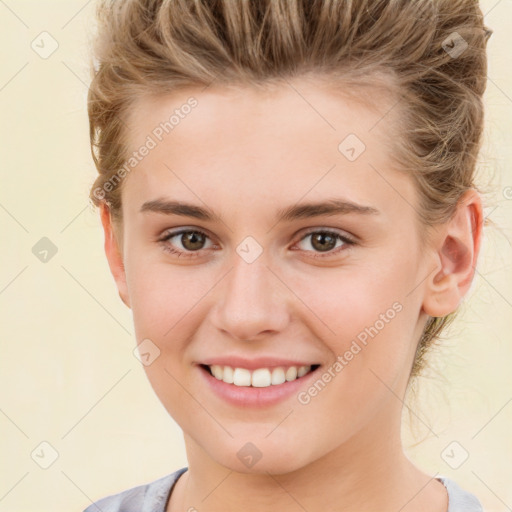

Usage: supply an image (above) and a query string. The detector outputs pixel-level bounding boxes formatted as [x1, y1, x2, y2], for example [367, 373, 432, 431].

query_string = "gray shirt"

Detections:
[82, 467, 484, 512]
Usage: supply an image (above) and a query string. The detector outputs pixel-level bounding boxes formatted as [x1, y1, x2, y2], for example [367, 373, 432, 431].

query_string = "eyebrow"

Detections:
[139, 197, 379, 222]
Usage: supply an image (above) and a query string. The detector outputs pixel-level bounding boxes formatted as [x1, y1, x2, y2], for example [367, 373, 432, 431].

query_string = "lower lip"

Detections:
[197, 365, 321, 408]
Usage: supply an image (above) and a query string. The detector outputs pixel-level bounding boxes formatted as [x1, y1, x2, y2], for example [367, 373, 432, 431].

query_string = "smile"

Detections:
[203, 364, 320, 387]
[198, 362, 322, 408]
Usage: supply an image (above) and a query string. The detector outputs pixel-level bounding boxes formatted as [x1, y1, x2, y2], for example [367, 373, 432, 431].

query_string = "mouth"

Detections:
[199, 363, 321, 388]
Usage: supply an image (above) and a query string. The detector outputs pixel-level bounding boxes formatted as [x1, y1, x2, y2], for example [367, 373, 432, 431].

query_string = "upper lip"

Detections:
[198, 356, 320, 370]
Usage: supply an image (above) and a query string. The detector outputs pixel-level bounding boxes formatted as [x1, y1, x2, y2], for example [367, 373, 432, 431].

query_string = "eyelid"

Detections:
[158, 225, 215, 241]
[158, 225, 356, 242]
[297, 226, 357, 244]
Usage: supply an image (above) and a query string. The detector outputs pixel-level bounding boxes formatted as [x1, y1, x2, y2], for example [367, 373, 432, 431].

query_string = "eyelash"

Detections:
[158, 228, 356, 260]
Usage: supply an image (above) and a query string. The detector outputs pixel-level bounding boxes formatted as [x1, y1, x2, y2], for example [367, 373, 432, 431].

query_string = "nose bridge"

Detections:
[212, 249, 289, 340]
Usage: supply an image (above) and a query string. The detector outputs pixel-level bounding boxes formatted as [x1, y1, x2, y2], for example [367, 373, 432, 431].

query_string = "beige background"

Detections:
[1, 1, 511, 511]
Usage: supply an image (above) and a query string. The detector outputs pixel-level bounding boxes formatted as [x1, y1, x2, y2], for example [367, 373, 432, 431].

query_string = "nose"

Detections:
[210, 253, 290, 342]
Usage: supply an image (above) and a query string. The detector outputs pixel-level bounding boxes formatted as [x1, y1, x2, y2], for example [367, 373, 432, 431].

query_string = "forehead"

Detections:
[125, 77, 399, 153]
[120, 77, 412, 220]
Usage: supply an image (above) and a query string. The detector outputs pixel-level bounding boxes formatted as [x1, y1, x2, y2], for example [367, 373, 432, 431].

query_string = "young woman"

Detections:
[84, 1, 492, 510]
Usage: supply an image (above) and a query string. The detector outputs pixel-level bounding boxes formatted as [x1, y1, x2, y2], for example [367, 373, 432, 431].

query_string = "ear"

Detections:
[422, 189, 483, 317]
[99, 203, 131, 309]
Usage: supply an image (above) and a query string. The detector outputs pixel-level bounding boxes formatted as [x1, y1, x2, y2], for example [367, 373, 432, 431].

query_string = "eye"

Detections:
[158, 229, 215, 259]
[158, 227, 356, 260]
[293, 229, 356, 258]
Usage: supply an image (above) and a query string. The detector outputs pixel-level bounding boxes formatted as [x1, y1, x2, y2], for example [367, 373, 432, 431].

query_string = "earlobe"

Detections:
[422, 189, 483, 318]
[99, 203, 131, 309]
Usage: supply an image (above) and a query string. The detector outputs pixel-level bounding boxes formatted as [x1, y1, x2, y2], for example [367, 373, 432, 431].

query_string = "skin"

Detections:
[100, 77, 482, 512]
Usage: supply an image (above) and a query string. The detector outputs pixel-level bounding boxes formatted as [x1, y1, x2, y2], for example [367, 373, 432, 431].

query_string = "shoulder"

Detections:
[437, 476, 485, 512]
[82, 467, 188, 512]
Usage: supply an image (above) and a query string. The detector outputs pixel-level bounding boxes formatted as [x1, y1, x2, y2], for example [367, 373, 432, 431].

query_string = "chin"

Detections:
[207, 438, 312, 476]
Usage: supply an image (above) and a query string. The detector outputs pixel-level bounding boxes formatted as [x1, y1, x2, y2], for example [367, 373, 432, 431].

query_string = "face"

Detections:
[107, 78, 438, 474]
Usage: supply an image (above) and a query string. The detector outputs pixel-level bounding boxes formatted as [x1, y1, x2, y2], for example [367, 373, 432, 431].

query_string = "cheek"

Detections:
[125, 249, 204, 340]
[284, 254, 420, 375]
[289, 257, 414, 332]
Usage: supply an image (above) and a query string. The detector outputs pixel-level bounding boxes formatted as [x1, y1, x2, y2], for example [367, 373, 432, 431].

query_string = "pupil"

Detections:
[313, 233, 335, 252]
[183, 232, 204, 250]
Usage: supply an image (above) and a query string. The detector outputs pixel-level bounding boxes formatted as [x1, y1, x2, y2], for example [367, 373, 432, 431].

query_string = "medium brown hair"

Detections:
[87, 0, 492, 380]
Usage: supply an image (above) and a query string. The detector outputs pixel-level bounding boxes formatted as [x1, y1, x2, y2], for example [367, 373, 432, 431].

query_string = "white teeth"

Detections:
[223, 365, 234, 384]
[285, 366, 298, 381]
[207, 364, 314, 387]
[211, 365, 223, 380]
[233, 368, 251, 386]
[297, 366, 309, 377]
[271, 367, 286, 385]
[251, 368, 271, 387]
